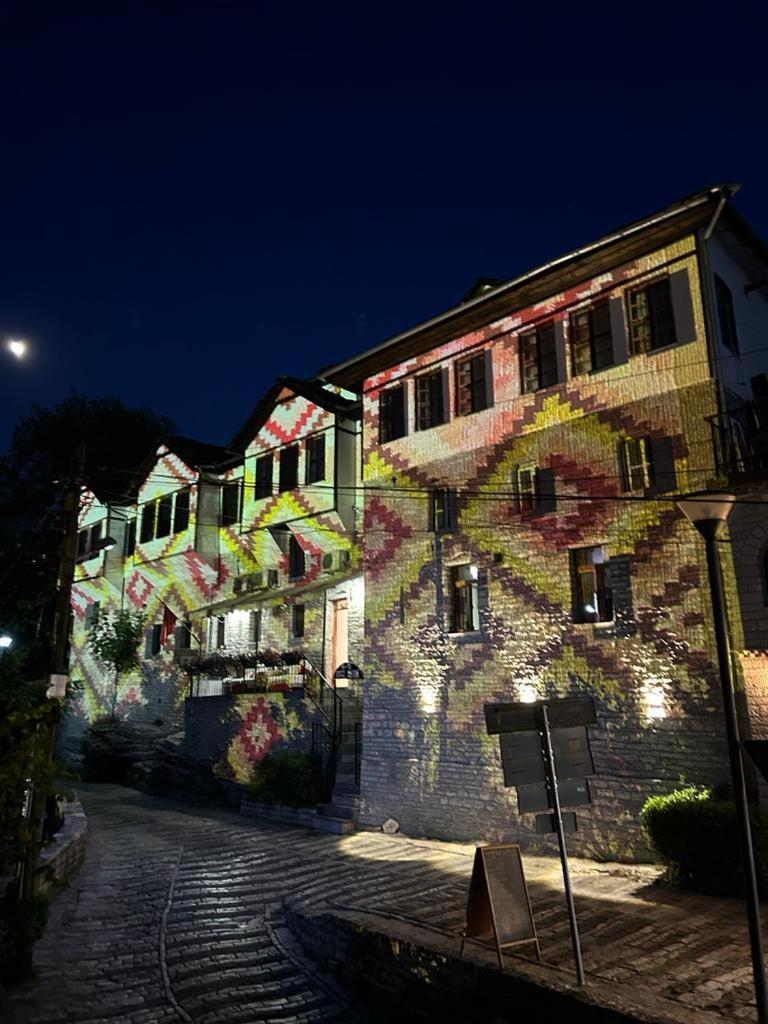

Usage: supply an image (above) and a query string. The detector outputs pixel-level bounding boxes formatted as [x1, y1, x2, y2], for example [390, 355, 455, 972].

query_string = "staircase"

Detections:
[312, 692, 362, 835]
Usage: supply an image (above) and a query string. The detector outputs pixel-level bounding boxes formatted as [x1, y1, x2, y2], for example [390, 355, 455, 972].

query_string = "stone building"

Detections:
[323, 184, 768, 859]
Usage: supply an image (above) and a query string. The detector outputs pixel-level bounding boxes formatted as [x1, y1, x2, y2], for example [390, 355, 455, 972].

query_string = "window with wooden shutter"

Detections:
[455, 353, 490, 415]
[221, 481, 241, 526]
[517, 467, 537, 513]
[619, 437, 654, 491]
[430, 488, 458, 532]
[571, 300, 613, 375]
[255, 454, 273, 499]
[571, 546, 613, 624]
[305, 434, 326, 483]
[156, 495, 173, 538]
[173, 488, 190, 533]
[416, 370, 446, 430]
[379, 385, 407, 442]
[279, 445, 299, 491]
[628, 277, 677, 354]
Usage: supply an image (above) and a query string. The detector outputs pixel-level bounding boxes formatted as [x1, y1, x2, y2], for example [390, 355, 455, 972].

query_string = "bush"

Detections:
[247, 751, 319, 808]
[641, 786, 768, 897]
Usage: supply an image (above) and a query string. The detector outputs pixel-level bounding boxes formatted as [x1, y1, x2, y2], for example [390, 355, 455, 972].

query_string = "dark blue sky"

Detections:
[1, 2, 766, 450]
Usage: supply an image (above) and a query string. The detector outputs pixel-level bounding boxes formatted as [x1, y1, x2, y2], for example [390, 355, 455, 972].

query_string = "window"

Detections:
[456, 352, 491, 415]
[628, 277, 676, 354]
[248, 610, 260, 647]
[571, 546, 613, 624]
[515, 466, 556, 515]
[450, 564, 480, 633]
[124, 519, 136, 557]
[173, 489, 190, 533]
[620, 438, 654, 491]
[292, 604, 305, 638]
[279, 445, 299, 491]
[379, 385, 407, 442]
[255, 454, 273, 499]
[208, 615, 225, 651]
[176, 621, 192, 650]
[715, 275, 739, 355]
[306, 435, 326, 484]
[430, 488, 458, 532]
[517, 467, 537, 513]
[156, 495, 172, 539]
[288, 535, 305, 579]
[571, 301, 614, 375]
[520, 323, 558, 393]
[150, 623, 162, 656]
[140, 502, 155, 543]
[221, 481, 241, 526]
[77, 529, 88, 558]
[416, 370, 446, 430]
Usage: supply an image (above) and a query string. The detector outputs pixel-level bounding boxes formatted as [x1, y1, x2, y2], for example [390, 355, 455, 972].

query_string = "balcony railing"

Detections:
[709, 400, 768, 479]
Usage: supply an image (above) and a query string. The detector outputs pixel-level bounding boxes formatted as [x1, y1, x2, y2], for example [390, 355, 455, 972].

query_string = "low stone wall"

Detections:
[240, 797, 317, 828]
[35, 796, 87, 896]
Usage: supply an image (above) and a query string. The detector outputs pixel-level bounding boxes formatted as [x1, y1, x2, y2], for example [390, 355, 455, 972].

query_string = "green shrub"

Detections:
[641, 786, 768, 897]
[247, 751, 319, 808]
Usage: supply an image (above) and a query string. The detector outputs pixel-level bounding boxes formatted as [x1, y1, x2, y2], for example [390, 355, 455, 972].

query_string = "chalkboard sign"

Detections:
[460, 844, 540, 969]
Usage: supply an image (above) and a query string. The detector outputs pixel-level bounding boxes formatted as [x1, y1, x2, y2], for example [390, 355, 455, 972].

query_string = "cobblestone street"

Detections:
[7, 784, 767, 1024]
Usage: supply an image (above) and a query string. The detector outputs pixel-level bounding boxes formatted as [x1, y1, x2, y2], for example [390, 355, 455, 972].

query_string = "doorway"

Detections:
[327, 597, 349, 683]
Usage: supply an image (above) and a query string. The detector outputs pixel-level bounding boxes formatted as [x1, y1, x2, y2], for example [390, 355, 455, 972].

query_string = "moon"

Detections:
[7, 339, 28, 359]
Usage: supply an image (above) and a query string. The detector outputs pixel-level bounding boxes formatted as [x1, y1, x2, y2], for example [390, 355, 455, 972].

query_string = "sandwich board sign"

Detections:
[459, 844, 540, 970]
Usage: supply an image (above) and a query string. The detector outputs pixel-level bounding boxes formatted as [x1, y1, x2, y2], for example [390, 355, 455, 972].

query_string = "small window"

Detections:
[306, 435, 326, 484]
[150, 623, 162, 656]
[571, 300, 614, 376]
[77, 529, 89, 558]
[176, 621, 192, 650]
[450, 564, 480, 633]
[517, 467, 538, 513]
[520, 323, 558, 394]
[571, 546, 613, 624]
[140, 502, 155, 544]
[88, 522, 102, 556]
[620, 438, 654, 492]
[292, 604, 305, 639]
[124, 519, 137, 557]
[715, 275, 739, 355]
[279, 445, 299, 492]
[156, 495, 173, 539]
[456, 352, 491, 416]
[628, 277, 676, 354]
[379, 385, 407, 442]
[288, 535, 305, 579]
[255, 454, 273, 499]
[416, 370, 446, 430]
[221, 481, 241, 526]
[430, 488, 458, 532]
[173, 488, 190, 533]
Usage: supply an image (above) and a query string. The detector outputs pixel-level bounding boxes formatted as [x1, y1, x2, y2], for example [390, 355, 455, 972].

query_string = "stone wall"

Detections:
[35, 796, 88, 897]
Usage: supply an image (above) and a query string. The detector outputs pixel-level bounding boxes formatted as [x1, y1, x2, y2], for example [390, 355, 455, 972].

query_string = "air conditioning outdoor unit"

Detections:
[323, 550, 351, 572]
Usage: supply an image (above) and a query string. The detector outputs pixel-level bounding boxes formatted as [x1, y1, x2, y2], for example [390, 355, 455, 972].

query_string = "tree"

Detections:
[88, 610, 147, 715]
[0, 392, 174, 677]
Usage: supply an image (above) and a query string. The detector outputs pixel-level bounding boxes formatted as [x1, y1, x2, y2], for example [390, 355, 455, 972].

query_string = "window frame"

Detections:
[305, 434, 326, 484]
[288, 535, 306, 579]
[379, 384, 407, 443]
[430, 488, 457, 533]
[620, 437, 654, 492]
[520, 322, 558, 394]
[221, 480, 242, 527]
[255, 454, 273, 499]
[455, 352, 489, 417]
[449, 563, 480, 633]
[570, 299, 614, 376]
[517, 466, 538, 513]
[571, 546, 613, 625]
[415, 369, 446, 430]
[278, 445, 299, 492]
[627, 276, 677, 355]
[156, 495, 173, 539]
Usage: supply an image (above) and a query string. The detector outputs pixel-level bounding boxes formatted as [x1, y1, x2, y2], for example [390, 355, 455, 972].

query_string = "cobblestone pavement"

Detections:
[7, 784, 765, 1023]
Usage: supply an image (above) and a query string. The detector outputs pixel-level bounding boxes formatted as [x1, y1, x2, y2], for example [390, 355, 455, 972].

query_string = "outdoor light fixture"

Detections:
[0, 634, 13, 650]
[677, 491, 768, 1024]
[100, 536, 117, 551]
[6, 338, 28, 359]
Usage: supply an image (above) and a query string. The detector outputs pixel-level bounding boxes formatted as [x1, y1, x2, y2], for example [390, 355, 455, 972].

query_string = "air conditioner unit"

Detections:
[322, 553, 333, 570]
[246, 572, 265, 592]
[267, 569, 279, 589]
[323, 550, 351, 572]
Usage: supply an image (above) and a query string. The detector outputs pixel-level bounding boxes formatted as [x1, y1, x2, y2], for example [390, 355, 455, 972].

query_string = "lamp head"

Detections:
[676, 492, 735, 539]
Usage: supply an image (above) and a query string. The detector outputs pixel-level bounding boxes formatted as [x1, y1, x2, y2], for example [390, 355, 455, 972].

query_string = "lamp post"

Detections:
[677, 492, 768, 1024]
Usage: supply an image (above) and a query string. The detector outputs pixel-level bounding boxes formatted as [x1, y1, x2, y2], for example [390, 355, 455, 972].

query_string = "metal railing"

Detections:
[709, 400, 768, 478]
[188, 663, 307, 698]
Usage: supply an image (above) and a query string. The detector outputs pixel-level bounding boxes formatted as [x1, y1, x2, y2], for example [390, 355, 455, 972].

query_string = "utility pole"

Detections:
[20, 442, 85, 902]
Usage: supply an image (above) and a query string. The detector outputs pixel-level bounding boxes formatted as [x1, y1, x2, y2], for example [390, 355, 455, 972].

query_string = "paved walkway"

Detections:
[7, 785, 765, 1023]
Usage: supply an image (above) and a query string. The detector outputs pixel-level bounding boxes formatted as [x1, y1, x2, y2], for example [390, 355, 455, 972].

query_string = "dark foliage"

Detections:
[247, 751, 319, 808]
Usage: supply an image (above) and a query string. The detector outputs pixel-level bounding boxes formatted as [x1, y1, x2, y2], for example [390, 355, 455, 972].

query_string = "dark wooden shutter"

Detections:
[440, 367, 451, 423]
[647, 436, 677, 495]
[669, 268, 696, 346]
[446, 488, 459, 532]
[483, 348, 495, 409]
[553, 321, 568, 384]
[609, 297, 630, 366]
[535, 468, 557, 514]
[605, 555, 635, 637]
[617, 441, 630, 492]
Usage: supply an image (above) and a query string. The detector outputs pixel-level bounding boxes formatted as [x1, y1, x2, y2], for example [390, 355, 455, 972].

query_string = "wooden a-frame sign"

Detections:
[459, 844, 540, 969]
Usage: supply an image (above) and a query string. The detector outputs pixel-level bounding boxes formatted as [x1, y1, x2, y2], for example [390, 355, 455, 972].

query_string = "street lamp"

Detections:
[677, 491, 768, 1024]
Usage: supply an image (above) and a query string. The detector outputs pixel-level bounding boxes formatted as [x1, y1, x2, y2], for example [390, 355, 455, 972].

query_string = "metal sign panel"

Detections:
[551, 726, 590, 755]
[536, 811, 578, 835]
[518, 777, 591, 815]
[498, 731, 543, 761]
[553, 749, 594, 781]
[485, 697, 596, 736]
[501, 756, 547, 788]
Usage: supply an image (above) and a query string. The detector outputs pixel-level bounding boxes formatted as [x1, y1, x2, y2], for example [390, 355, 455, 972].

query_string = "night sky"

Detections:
[1, 3, 766, 451]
